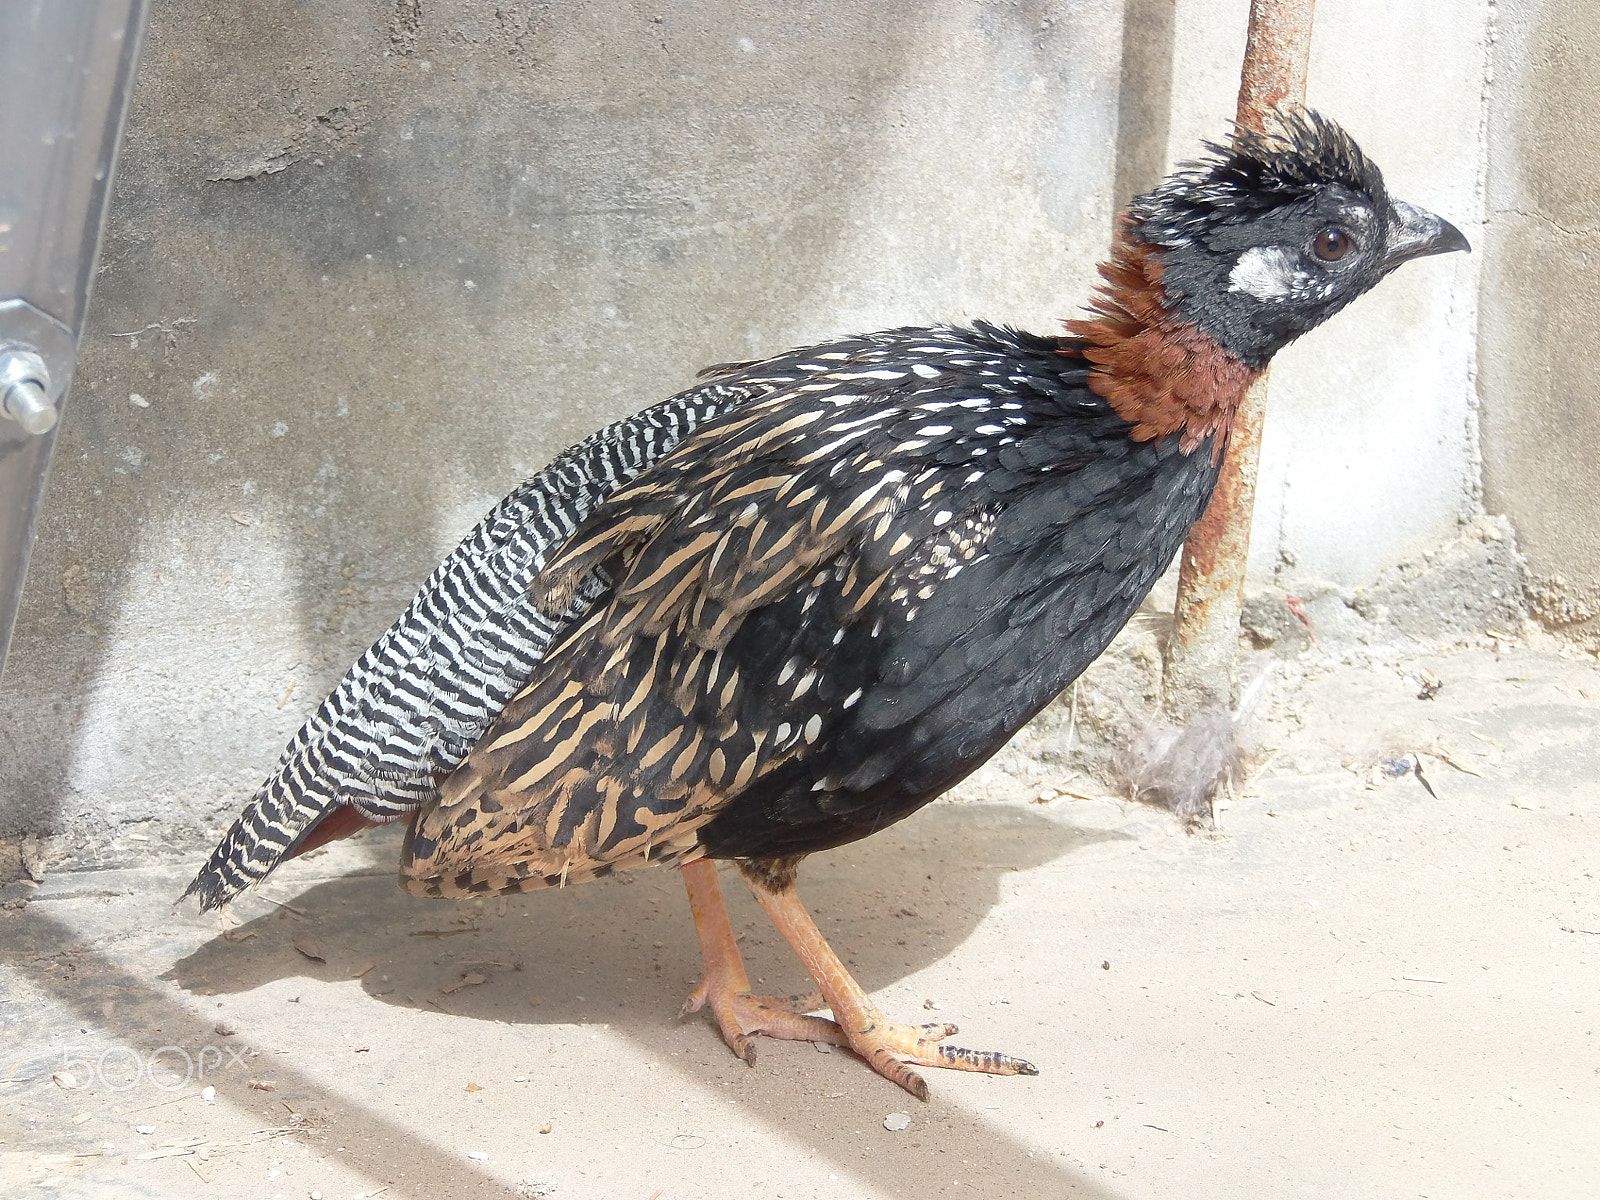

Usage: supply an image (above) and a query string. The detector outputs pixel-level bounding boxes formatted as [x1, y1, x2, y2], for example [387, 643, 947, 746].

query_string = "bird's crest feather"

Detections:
[1130, 107, 1386, 244]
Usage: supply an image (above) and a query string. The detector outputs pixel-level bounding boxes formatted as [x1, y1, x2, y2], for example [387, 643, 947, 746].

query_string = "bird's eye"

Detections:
[1313, 228, 1353, 261]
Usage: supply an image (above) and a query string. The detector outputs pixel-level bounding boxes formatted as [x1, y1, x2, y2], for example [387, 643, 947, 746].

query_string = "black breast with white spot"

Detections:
[676, 325, 1223, 859]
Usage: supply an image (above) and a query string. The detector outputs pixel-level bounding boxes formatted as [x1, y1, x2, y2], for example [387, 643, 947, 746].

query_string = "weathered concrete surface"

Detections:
[3, 639, 1597, 1199]
[1479, 0, 1600, 637]
[0, 0, 1493, 866]
[1235, 515, 1527, 653]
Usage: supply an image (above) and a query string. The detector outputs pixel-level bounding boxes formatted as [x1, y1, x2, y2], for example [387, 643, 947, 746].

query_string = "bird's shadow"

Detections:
[9, 801, 1136, 1199]
[169, 802, 1121, 1037]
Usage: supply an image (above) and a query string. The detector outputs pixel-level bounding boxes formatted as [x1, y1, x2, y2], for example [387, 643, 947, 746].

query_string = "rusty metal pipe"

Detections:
[1160, 0, 1316, 719]
[1235, 0, 1317, 134]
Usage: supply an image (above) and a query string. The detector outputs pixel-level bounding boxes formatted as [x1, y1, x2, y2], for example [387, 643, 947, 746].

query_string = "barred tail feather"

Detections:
[183, 379, 770, 910]
[182, 766, 343, 911]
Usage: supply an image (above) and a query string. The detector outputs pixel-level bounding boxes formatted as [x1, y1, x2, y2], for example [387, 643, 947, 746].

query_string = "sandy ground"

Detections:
[2, 636, 1597, 1200]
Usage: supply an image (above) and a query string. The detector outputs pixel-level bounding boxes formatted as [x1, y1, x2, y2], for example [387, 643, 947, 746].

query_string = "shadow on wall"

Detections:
[11, 803, 1130, 1197]
[1113, 0, 1177, 213]
[0, 1, 1155, 865]
[1478, 0, 1600, 627]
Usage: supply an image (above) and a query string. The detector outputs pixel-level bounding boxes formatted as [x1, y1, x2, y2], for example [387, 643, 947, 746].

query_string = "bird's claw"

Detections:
[679, 979, 709, 1019]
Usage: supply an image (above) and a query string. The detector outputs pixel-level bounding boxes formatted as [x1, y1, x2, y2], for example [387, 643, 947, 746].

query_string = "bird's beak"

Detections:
[1385, 199, 1471, 265]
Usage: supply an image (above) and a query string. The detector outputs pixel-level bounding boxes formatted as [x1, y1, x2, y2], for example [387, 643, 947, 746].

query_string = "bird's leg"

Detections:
[677, 858, 846, 1065]
[737, 857, 1038, 1101]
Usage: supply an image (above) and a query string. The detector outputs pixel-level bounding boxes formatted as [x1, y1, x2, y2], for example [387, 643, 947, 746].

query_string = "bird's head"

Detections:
[1066, 108, 1469, 450]
[1127, 107, 1470, 369]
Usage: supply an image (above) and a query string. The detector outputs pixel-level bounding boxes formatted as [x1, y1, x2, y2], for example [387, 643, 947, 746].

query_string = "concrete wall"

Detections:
[1479, 0, 1600, 634]
[0, 0, 1495, 865]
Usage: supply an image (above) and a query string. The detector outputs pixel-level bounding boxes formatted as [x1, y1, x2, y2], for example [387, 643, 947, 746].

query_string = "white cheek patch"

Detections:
[1227, 245, 1302, 300]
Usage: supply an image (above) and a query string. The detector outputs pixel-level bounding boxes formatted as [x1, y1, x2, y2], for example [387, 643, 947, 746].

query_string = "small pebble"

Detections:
[135, 1125, 155, 1135]
[884, 1113, 912, 1132]
[539, 1123, 552, 1135]
[129, 393, 149, 408]
[468, 1150, 489, 1161]
[214, 1021, 238, 1037]
[201, 1085, 216, 1102]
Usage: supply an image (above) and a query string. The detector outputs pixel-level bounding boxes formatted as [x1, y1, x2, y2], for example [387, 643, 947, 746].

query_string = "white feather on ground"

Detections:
[1114, 666, 1274, 822]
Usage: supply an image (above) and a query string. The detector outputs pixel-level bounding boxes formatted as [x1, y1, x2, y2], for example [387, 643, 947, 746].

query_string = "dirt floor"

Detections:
[2, 632, 1597, 1199]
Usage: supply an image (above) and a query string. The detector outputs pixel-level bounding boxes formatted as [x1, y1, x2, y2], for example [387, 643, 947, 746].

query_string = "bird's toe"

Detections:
[842, 1019, 1038, 1098]
[683, 978, 849, 1067]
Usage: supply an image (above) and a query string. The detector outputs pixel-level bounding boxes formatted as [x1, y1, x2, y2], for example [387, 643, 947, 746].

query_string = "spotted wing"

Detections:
[399, 351, 1025, 896]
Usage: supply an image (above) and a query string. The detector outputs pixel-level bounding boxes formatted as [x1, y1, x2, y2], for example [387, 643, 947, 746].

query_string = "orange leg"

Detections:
[737, 860, 1038, 1101]
[678, 859, 846, 1064]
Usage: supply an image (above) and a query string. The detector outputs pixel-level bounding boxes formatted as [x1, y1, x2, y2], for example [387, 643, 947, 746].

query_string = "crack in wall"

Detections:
[204, 105, 368, 183]
[1490, 206, 1600, 238]
[390, 0, 422, 58]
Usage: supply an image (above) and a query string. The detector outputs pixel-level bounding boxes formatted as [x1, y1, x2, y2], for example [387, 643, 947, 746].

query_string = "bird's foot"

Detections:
[678, 859, 844, 1065]
[734, 860, 1039, 1100]
[836, 1014, 1038, 1102]
[680, 979, 845, 1065]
